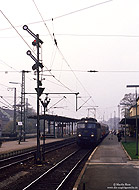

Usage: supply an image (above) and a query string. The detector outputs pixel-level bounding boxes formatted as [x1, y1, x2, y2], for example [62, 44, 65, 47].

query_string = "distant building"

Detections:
[105, 117, 120, 131]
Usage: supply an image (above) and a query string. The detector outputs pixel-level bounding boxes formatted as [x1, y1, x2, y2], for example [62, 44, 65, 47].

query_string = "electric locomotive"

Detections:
[76, 117, 108, 147]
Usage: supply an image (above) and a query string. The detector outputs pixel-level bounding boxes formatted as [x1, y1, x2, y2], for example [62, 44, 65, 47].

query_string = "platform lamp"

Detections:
[126, 85, 139, 156]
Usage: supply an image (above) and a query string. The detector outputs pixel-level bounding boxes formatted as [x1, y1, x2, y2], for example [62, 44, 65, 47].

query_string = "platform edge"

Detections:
[72, 146, 98, 190]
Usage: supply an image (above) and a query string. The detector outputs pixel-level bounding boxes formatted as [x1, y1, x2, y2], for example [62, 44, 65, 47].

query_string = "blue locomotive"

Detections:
[76, 117, 109, 147]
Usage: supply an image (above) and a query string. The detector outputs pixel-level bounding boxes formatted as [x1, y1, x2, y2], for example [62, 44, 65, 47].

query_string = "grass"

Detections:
[122, 142, 139, 159]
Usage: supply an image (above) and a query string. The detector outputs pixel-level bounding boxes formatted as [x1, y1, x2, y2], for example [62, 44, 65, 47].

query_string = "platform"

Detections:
[74, 134, 139, 190]
[0, 137, 64, 154]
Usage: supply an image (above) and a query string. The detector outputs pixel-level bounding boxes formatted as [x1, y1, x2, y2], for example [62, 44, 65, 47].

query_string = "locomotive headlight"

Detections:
[91, 134, 94, 137]
[78, 134, 82, 137]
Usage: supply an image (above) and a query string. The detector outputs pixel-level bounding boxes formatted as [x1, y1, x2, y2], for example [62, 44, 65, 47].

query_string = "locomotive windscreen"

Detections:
[77, 123, 96, 129]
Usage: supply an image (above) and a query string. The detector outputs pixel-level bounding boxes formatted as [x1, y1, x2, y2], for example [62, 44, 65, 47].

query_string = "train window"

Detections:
[86, 123, 96, 129]
[77, 124, 85, 128]
[98, 124, 101, 128]
[96, 124, 101, 128]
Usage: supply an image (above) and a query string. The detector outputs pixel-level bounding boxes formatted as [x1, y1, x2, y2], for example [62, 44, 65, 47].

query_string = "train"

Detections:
[76, 117, 109, 147]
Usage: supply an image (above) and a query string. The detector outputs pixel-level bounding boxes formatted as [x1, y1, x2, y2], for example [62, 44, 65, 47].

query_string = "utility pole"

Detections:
[23, 25, 44, 163]
[21, 70, 25, 141]
[21, 70, 30, 141]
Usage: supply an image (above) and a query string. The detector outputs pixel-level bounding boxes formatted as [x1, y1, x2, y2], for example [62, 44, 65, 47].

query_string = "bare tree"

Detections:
[120, 93, 136, 106]
[119, 93, 138, 118]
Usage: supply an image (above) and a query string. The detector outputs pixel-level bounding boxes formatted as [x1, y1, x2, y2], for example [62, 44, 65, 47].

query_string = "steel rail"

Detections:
[56, 149, 92, 190]
[0, 140, 75, 163]
[22, 149, 81, 190]
[0, 140, 76, 171]
[0, 137, 76, 160]
[0, 155, 33, 170]
[0, 149, 36, 163]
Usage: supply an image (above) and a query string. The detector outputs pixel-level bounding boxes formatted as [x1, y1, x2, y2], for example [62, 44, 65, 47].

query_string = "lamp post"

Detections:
[126, 85, 139, 155]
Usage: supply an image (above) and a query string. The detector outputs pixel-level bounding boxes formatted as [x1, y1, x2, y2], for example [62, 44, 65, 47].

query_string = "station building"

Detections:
[120, 98, 139, 137]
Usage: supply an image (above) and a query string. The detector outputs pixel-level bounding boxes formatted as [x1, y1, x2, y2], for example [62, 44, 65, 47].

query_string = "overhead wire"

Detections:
[1, 33, 139, 39]
[32, 0, 53, 39]
[0, 96, 13, 108]
[0, 100, 12, 109]
[49, 19, 58, 69]
[0, 11, 39, 86]
[52, 34, 139, 38]
[50, 69, 139, 73]
[51, 75, 73, 92]
[57, 46, 96, 98]
[49, 43, 57, 69]
[52, 0, 113, 20]
[0, 10, 34, 53]
[0, 10, 52, 102]
[0, 0, 113, 31]
[0, 59, 19, 71]
[32, 1, 81, 112]
[0, 24, 39, 108]
[29, 5, 75, 96]
[48, 96, 66, 111]
[1, 0, 135, 120]
[0, 9, 72, 111]
[32, 0, 74, 93]
[39, 53, 74, 92]
[31, 0, 99, 108]
[0, 1, 115, 115]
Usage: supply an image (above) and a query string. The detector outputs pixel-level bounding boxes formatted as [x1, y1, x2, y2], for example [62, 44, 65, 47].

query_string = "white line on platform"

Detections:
[87, 162, 129, 165]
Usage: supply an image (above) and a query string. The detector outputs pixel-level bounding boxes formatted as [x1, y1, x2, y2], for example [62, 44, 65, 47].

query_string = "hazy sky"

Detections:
[0, 0, 139, 121]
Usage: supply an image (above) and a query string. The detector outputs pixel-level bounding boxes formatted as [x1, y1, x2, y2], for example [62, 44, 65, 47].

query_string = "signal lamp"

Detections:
[32, 40, 37, 46]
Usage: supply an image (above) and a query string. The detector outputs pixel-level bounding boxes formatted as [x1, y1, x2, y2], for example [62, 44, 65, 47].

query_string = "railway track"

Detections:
[22, 148, 92, 190]
[0, 137, 76, 160]
[0, 138, 76, 171]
